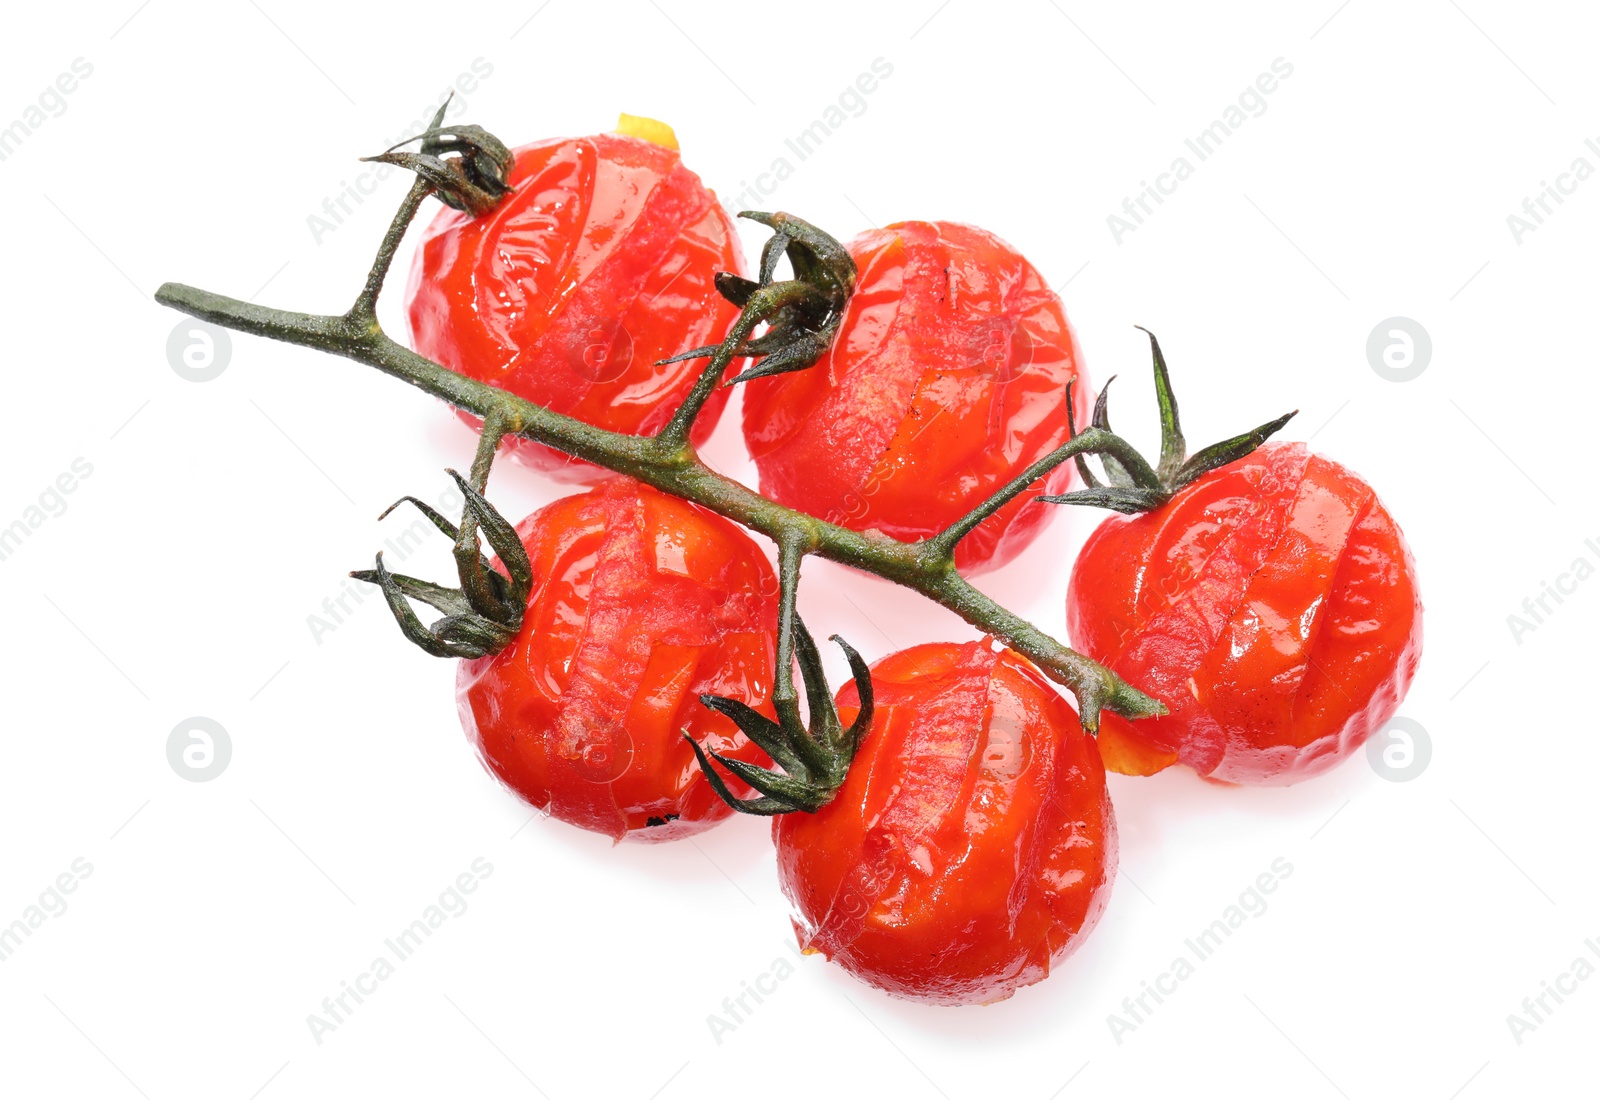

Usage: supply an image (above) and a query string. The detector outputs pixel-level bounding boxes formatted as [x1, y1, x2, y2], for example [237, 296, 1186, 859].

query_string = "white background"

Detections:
[1, 2, 1594, 1097]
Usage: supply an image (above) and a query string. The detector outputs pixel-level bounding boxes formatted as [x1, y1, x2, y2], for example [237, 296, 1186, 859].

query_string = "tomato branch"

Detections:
[153, 177, 1165, 732]
[927, 422, 1160, 558]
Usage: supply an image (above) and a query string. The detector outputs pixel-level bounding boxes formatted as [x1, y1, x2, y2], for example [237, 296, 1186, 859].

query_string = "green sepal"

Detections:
[1036, 486, 1171, 514]
[1065, 380, 1102, 491]
[658, 211, 856, 385]
[725, 326, 839, 384]
[831, 633, 875, 756]
[1171, 410, 1298, 492]
[1089, 376, 1135, 488]
[362, 97, 514, 217]
[361, 552, 504, 659]
[447, 468, 532, 623]
[682, 735, 797, 817]
[348, 570, 475, 618]
[1138, 326, 1187, 482]
[1043, 329, 1296, 517]
[715, 272, 760, 307]
[686, 616, 874, 816]
[350, 469, 533, 661]
[697, 694, 805, 775]
[712, 754, 833, 812]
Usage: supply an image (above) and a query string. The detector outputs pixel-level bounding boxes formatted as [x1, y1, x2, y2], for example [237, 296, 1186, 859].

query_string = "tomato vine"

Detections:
[154, 116, 1169, 734]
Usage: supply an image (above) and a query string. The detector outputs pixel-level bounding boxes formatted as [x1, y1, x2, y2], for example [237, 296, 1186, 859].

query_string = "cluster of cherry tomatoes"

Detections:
[394, 115, 1422, 1005]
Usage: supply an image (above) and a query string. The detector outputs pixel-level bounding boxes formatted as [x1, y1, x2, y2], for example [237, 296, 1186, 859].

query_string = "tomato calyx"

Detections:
[1040, 327, 1298, 515]
[363, 98, 514, 218]
[686, 614, 874, 815]
[659, 211, 856, 386]
[349, 469, 533, 659]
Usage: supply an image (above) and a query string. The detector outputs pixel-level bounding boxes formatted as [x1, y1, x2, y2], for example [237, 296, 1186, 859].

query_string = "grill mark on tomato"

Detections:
[1203, 454, 1369, 729]
[1000, 677, 1059, 950]
[1288, 493, 1419, 770]
[1108, 445, 1312, 691]
[620, 200, 740, 435]
[936, 657, 1032, 938]
[1284, 479, 1376, 740]
[566, 164, 715, 400]
[1028, 705, 1114, 975]
[743, 229, 908, 463]
[860, 227, 1066, 530]
[546, 489, 649, 837]
[808, 644, 994, 955]
[1196, 454, 1371, 751]
[479, 138, 597, 359]
[1113, 449, 1307, 665]
[511, 160, 701, 413]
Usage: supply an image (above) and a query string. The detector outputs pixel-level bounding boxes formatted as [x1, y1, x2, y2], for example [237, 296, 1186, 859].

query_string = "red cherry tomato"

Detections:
[1067, 441, 1423, 784]
[457, 479, 779, 840]
[406, 127, 745, 480]
[774, 641, 1116, 1004]
[741, 220, 1091, 574]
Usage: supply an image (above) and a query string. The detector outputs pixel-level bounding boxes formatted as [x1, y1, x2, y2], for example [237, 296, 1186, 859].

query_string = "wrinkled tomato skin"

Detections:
[456, 479, 779, 841]
[1067, 442, 1423, 785]
[774, 642, 1116, 1005]
[741, 221, 1091, 574]
[406, 133, 746, 480]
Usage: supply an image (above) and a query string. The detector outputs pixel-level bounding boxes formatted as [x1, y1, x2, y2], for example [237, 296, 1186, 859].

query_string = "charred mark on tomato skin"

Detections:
[645, 814, 680, 828]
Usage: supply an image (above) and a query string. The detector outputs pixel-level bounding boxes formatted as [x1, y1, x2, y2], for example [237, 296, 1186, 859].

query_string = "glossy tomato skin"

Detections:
[457, 479, 779, 841]
[774, 642, 1116, 1005]
[741, 221, 1091, 574]
[406, 132, 745, 480]
[1067, 441, 1423, 785]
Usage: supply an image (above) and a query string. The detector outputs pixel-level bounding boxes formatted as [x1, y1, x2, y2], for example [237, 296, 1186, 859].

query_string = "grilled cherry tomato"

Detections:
[774, 641, 1116, 1004]
[741, 220, 1090, 574]
[1068, 441, 1422, 784]
[406, 117, 745, 479]
[456, 479, 779, 841]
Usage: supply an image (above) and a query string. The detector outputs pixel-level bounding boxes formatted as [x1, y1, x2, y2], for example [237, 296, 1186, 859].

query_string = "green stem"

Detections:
[654, 279, 818, 451]
[915, 567, 1151, 729]
[929, 426, 1150, 556]
[453, 407, 516, 620]
[771, 535, 807, 719]
[352, 178, 432, 323]
[153, 190, 1167, 731]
